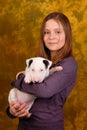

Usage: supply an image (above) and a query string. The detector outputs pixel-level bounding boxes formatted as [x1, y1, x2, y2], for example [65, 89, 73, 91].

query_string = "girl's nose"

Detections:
[49, 33, 55, 40]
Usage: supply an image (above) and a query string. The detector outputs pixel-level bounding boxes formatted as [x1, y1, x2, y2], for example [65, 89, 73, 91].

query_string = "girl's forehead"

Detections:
[44, 19, 63, 30]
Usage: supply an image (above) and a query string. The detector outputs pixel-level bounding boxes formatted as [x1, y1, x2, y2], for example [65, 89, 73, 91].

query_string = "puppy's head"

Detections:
[26, 57, 52, 69]
[26, 57, 52, 83]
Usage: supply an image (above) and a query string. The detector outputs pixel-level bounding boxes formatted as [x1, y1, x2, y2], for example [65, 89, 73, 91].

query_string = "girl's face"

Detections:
[43, 19, 65, 56]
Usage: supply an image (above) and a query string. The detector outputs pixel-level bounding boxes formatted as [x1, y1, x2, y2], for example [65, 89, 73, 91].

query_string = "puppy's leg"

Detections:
[24, 72, 31, 83]
[8, 88, 20, 108]
[49, 66, 63, 75]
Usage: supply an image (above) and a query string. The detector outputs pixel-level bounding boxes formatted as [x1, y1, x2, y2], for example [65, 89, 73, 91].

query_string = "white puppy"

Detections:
[8, 57, 62, 111]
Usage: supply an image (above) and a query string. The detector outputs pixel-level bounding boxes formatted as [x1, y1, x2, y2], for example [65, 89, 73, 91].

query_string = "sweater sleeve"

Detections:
[15, 57, 78, 98]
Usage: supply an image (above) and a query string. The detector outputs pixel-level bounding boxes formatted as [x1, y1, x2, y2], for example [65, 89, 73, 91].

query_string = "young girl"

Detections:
[7, 12, 78, 130]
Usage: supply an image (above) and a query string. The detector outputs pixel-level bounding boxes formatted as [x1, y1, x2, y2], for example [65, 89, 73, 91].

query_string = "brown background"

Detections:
[0, 0, 87, 130]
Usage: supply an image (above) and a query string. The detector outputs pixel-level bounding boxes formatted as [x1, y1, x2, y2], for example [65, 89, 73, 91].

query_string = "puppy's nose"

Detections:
[34, 81, 39, 83]
[33, 77, 40, 83]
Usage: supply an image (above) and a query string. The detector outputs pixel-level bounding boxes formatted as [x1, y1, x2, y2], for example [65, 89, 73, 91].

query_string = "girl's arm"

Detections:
[15, 57, 78, 98]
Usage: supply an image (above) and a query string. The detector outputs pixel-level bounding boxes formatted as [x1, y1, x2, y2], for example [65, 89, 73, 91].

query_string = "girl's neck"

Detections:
[50, 51, 57, 60]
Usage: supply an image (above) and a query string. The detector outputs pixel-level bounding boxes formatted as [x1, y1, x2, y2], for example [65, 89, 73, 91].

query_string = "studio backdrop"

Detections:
[0, 0, 87, 130]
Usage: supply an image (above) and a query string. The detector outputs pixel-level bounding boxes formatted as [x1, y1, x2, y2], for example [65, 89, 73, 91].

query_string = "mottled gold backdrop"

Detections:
[0, 0, 87, 130]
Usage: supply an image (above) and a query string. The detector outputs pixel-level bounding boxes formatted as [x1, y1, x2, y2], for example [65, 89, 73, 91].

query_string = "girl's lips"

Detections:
[48, 42, 57, 44]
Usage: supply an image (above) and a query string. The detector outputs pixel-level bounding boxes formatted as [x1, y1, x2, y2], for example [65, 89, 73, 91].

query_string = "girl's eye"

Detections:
[44, 31, 50, 34]
[56, 31, 60, 34]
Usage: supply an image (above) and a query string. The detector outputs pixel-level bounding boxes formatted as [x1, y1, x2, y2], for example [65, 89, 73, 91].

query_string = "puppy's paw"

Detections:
[24, 76, 31, 83]
[55, 66, 63, 71]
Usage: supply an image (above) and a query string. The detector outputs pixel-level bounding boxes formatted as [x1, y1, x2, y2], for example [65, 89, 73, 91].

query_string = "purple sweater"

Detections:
[14, 57, 77, 129]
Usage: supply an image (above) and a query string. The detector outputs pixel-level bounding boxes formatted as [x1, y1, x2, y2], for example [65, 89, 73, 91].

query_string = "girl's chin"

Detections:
[48, 47, 59, 51]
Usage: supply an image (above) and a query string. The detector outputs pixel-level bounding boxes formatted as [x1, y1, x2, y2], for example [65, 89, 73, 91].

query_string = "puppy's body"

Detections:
[8, 57, 62, 111]
[8, 88, 36, 111]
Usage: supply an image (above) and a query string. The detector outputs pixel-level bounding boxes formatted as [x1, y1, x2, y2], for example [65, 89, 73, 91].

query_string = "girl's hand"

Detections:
[9, 101, 32, 118]
[16, 71, 25, 79]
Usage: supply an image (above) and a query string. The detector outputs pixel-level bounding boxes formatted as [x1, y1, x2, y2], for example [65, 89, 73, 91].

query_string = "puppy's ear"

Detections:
[26, 59, 33, 68]
[43, 60, 52, 69]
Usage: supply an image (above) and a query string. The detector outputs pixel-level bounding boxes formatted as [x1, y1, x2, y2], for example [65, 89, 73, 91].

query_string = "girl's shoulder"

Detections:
[57, 56, 78, 73]
[63, 56, 77, 64]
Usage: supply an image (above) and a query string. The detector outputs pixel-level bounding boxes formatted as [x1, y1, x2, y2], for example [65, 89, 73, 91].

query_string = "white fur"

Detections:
[24, 57, 52, 83]
[8, 88, 36, 111]
[8, 57, 52, 111]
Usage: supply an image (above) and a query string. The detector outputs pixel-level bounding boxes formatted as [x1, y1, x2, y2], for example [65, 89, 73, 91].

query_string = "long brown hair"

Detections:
[37, 12, 73, 64]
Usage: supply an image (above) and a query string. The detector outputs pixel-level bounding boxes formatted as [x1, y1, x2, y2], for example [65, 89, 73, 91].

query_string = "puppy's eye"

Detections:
[32, 69, 35, 72]
[40, 69, 43, 72]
